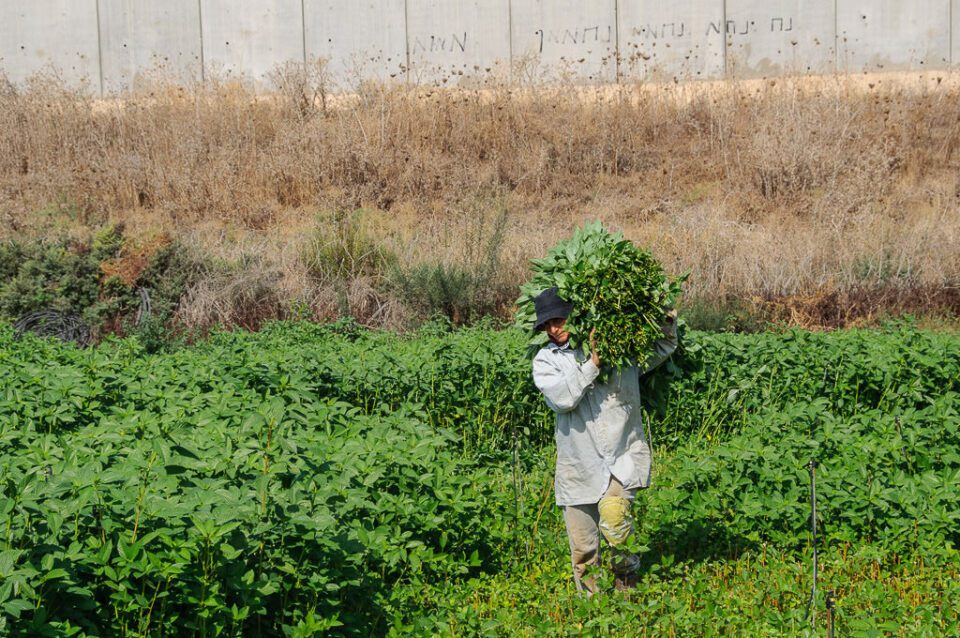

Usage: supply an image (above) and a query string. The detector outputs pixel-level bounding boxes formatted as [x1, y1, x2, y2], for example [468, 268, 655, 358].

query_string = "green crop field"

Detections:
[1, 321, 959, 636]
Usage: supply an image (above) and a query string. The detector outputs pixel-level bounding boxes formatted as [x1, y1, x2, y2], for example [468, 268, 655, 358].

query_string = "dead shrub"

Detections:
[762, 285, 960, 329]
[721, 83, 897, 222]
[176, 262, 285, 332]
[3, 70, 960, 330]
[100, 232, 172, 286]
[267, 58, 333, 122]
[306, 275, 409, 329]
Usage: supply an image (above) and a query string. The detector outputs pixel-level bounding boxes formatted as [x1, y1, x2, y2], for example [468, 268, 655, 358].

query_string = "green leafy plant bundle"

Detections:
[515, 221, 686, 367]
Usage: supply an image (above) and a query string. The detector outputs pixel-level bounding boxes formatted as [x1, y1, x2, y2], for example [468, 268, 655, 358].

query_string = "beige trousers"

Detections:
[562, 477, 640, 593]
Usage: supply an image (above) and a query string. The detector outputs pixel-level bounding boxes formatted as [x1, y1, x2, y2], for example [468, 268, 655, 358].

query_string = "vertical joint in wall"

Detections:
[721, 0, 728, 77]
[198, 0, 206, 84]
[301, 0, 308, 65]
[508, 0, 514, 83]
[95, 0, 104, 97]
[403, 0, 411, 84]
[614, 0, 621, 83]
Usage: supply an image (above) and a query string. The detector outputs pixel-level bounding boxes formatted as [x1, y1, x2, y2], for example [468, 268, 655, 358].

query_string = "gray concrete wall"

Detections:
[1, 0, 958, 95]
[511, 0, 618, 83]
[837, 1, 951, 71]
[304, 0, 407, 86]
[98, 0, 202, 91]
[407, 0, 511, 85]
[955, 0, 960, 67]
[725, 0, 836, 77]
[618, 0, 725, 81]
[0, 1, 101, 89]
[200, 0, 305, 83]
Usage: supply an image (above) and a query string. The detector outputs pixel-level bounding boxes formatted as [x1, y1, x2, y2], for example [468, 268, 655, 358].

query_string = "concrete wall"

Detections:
[407, 0, 511, 84]
[837, 1, 951, 71]
[200, 0, 305, 82]
[725, 0, 836, 77]
[1, 0, 958, 95]
[0, 1, 101, 89]
[98, 0, 202, 91]
[511, 0, 618, 83]
[304, 0, 407, 86]
[618, 0, 725, 81]
[955, 0, 960, 68]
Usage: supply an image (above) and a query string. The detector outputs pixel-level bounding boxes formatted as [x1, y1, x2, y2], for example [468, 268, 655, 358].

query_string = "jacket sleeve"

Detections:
[532, 349, 600, 414]
[640, 312, 679, 375]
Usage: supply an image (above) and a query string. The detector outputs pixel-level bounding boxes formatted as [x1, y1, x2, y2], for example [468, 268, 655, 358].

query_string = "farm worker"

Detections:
[531, 287, 677, 593]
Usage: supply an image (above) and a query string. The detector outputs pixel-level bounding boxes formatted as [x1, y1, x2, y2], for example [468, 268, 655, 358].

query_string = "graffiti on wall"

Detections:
[631, 16, 796, 40]
[411, 33, 469, 54]
[1, 0, 953, 94]
[535, 25, 614, 52]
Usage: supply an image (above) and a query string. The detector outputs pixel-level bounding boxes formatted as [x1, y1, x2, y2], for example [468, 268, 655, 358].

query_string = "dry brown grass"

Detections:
[1, 68, 958, 330]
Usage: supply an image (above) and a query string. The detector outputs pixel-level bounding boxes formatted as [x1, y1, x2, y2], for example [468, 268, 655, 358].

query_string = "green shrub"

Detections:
[387, 204, 513, 325]
[0, 239, 110, 321]
[0, 228, 204, 346]
[388, 261, 492, 324]
[679, 296, 767, 333]
[302, 209, 393, 284]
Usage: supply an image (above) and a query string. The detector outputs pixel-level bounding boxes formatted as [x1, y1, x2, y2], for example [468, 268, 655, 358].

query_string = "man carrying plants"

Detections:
[518, 223, 682, 593]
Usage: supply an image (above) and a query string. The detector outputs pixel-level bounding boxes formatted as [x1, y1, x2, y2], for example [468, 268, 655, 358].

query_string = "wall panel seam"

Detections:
[301, 0, 308, 65]
[614, 0, 621, 82]
[508, 0, 513, 82]
[404, 0, 411, 84]
[722, 0, 727, 77]
[198, 0, 206, 83]
[95, 0, 104, 97]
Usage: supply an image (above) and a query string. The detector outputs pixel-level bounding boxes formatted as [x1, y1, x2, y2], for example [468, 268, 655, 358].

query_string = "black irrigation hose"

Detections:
[135, 287, 152, 326]
[13, 288, 152, 347]
[13, 309, 92, 347]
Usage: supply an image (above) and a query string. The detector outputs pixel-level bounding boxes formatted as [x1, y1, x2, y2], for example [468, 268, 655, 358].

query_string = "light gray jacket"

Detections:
[532, 324, 678, 506]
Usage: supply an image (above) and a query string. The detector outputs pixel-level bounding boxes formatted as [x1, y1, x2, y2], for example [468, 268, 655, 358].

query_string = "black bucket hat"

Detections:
[533, 287, 573, 330]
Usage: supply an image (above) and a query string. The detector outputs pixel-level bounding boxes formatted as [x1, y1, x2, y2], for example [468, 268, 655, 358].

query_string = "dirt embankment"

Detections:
[1, 70, 958, 331]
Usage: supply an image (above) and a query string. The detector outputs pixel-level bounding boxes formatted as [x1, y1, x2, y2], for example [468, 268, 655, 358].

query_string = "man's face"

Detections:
[543, 317, 570, 345]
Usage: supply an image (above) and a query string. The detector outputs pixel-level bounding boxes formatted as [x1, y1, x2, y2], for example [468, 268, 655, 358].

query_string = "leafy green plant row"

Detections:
[0, 398, 508, 636]
[2, 322, 960, 635]
[638, 394, 960, 554]
[2, 321, 958, 452]
[408, 539, 960, 637]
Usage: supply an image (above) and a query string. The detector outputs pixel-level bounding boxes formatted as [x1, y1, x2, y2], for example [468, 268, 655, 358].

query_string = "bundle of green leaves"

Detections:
[515, 222, 686, 368]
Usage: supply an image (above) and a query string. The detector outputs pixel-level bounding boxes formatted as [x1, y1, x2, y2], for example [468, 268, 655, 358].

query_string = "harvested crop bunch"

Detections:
[516, 221, 686, 368]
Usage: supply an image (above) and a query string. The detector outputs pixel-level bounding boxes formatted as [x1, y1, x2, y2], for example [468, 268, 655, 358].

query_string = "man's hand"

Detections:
[589, 328, 600, 367]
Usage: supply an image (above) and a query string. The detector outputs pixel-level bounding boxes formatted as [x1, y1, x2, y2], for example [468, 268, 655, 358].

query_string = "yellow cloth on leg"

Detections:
[598, 495, 632, 546]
